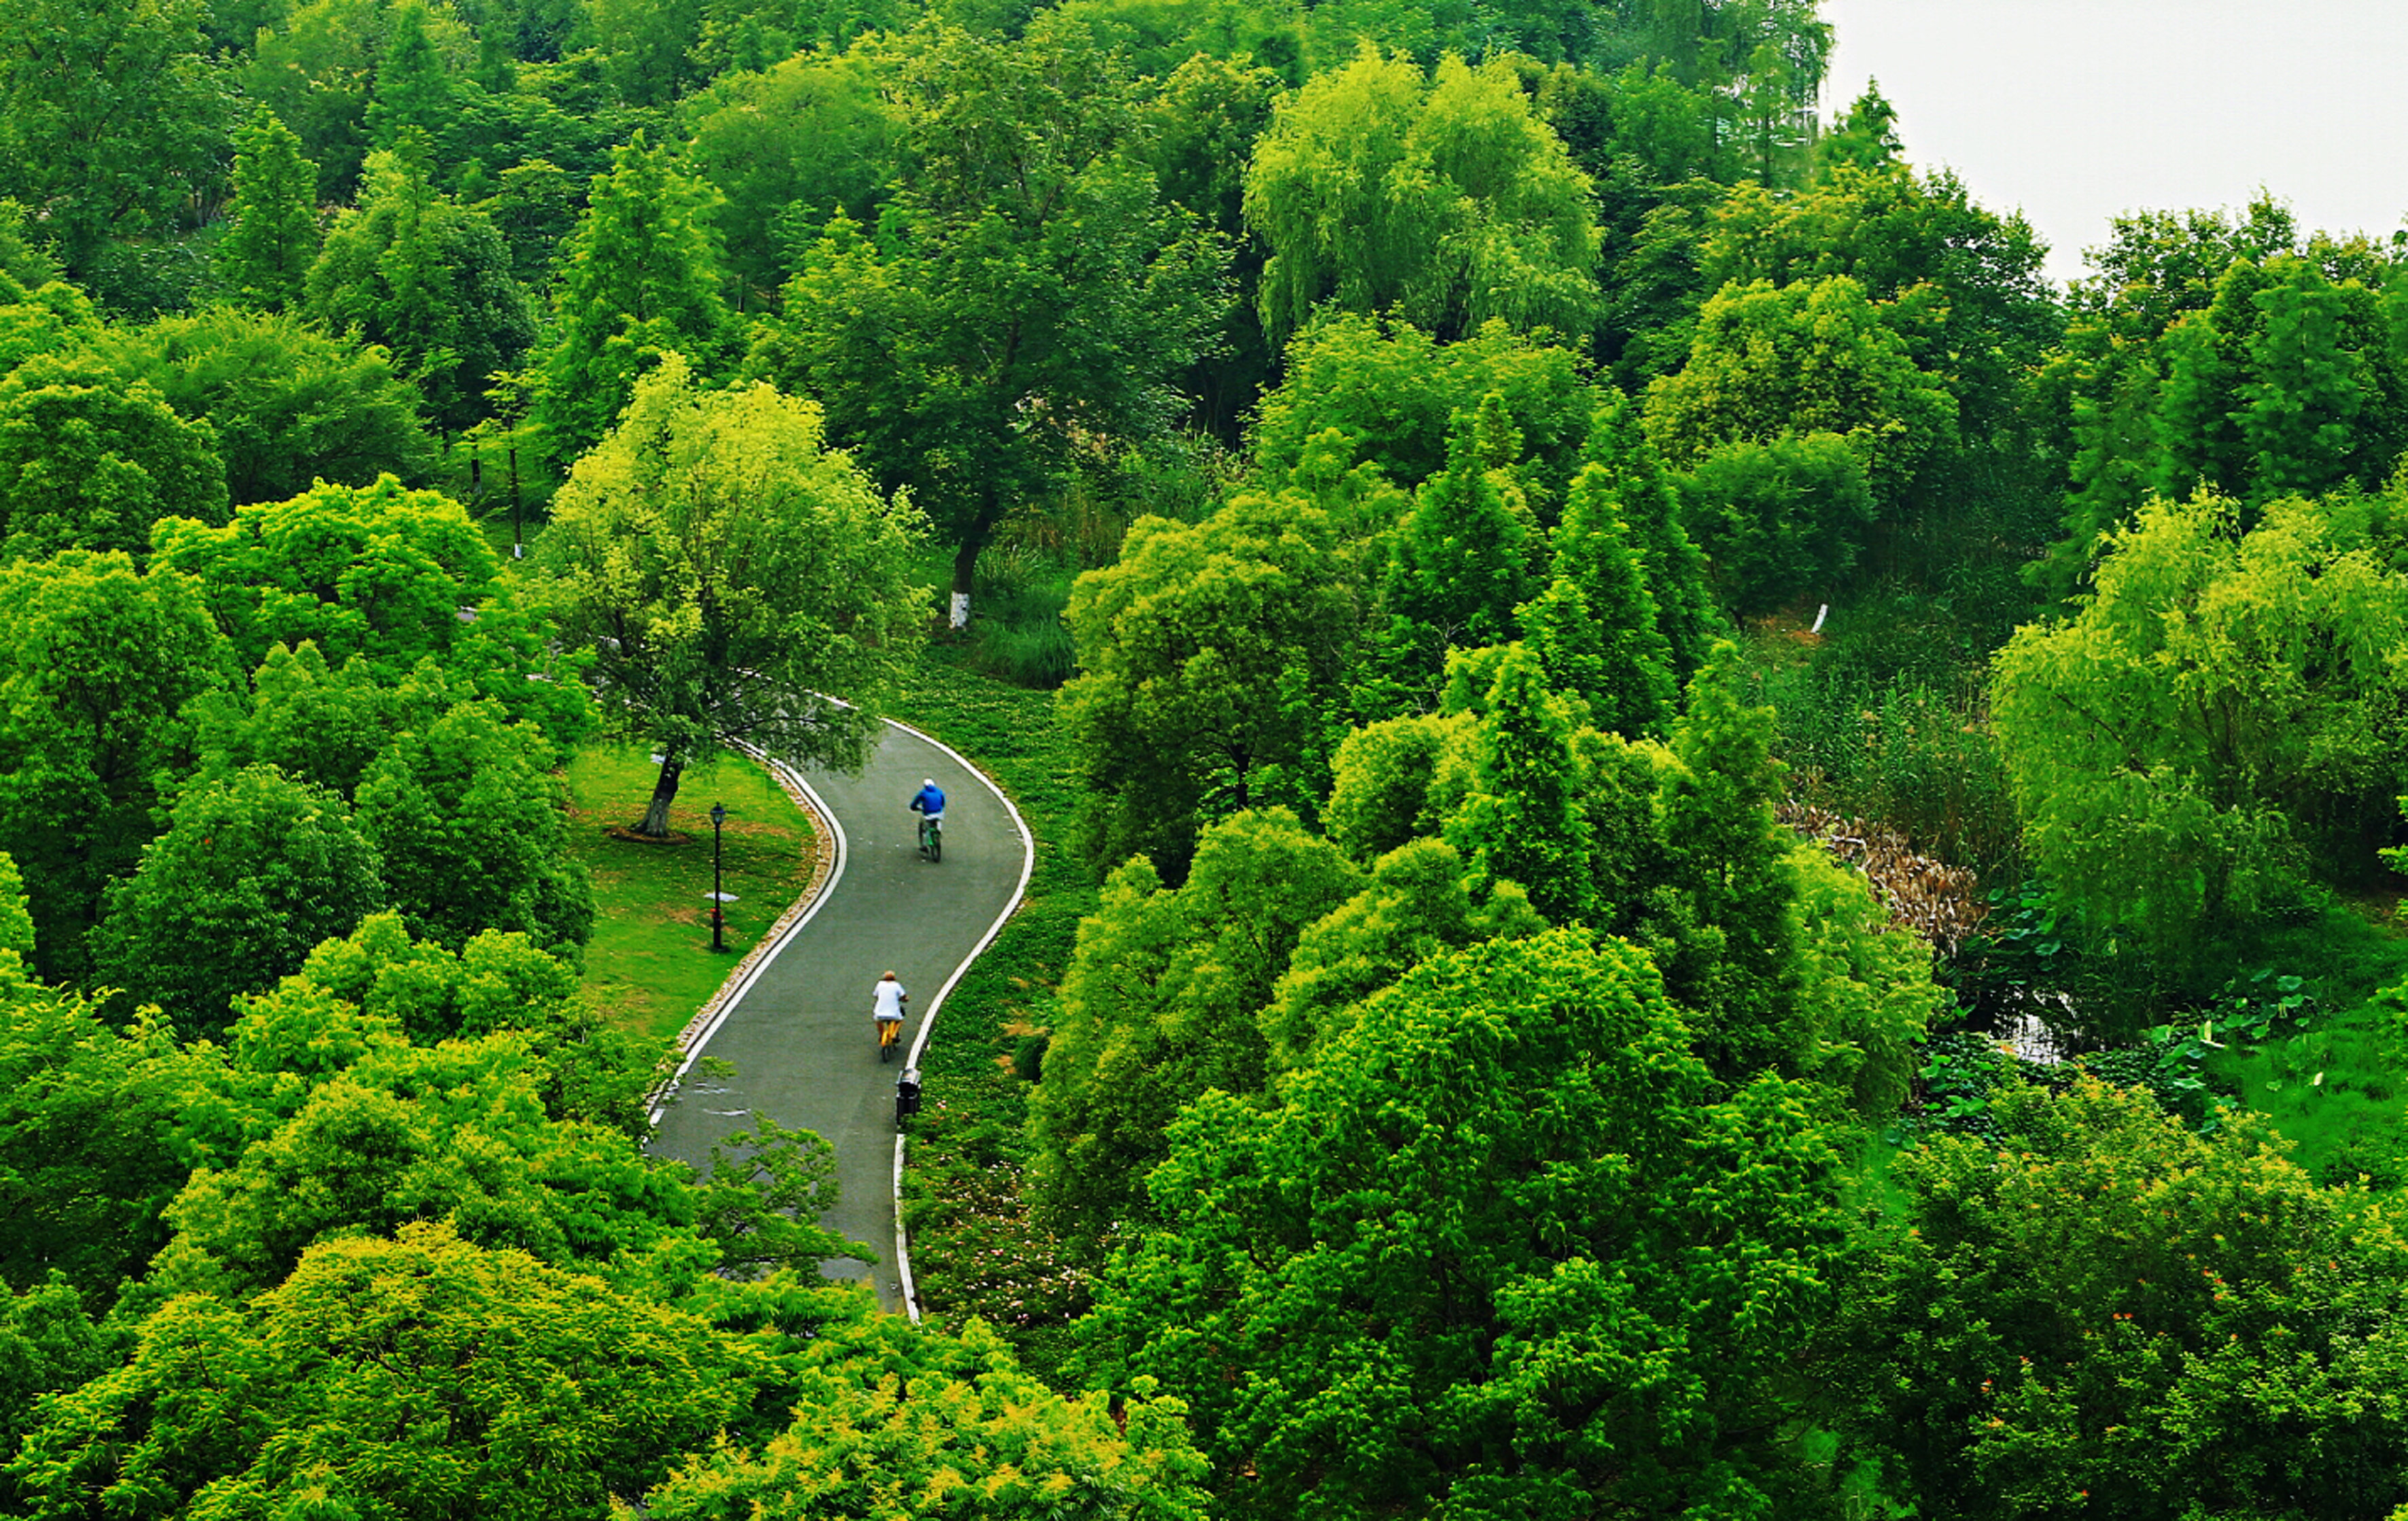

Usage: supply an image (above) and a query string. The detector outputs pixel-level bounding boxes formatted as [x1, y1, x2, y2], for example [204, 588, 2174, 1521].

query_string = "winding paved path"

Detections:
[646, 720, 1030, 1310]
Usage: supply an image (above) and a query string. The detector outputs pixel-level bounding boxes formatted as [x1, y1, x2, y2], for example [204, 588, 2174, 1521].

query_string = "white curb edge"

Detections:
[884, 715, 1036, 1325]
[646, 745, 850, 1129]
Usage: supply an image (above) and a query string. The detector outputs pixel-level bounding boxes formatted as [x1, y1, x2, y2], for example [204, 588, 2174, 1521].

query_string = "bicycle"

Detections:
[877, 1013, 903, 1062]
[915, 811, 943, 863]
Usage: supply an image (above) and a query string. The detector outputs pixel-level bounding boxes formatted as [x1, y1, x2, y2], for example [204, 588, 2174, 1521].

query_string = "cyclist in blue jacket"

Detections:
[909, 779, 946, 858]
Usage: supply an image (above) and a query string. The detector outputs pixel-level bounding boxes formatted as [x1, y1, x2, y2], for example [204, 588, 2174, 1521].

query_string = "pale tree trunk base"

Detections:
[638, 753, 684, 837]
[949, 536, 979, 633]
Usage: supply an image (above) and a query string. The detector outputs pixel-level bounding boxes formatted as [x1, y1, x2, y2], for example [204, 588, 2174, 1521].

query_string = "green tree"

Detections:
[2031, 317, 2166, 602]
[0, 852, 30, 962]
[363, 1, 456, 157]
[529, 130, 733, 459]
[0, 355, 227, 559]
[12, 1222, 757, 1521]
[97, 306, 438, 506]
[1323, 709, 1471, 862]
[1644, 273, 1957, 516]
[1991, 489, 2408, 992]
[1369, 398, 1542, 705]
[0, 282, 97, 379]
[752, 15, 1227, 628]
[1650, 642, 1804, 1080]
[241, 0, 481, 200]
[1060, 490, 1364, 879]
[269, 911, 650, 1130]
[1700, 162, 2058, 455]
[1130, 51, 1284, 438]
[354, 698, 593, 951]
[0, 1272, 117, 1485]
[2148, 256, 2269, 502]
[475, 158, 580, 287]
[0, 200, 60, 294]
[582, 0, 706, 106]
[1826, 1079, 2408, 1521]
[644, 1316, 1213, 1521]
[89, 764, 388, 1034]
[538, 356, 925, 837]
[1260, 834, 1541, 1072]
[1245, 47, 1600, 345]
[150, 1021, 706, 1296]
[304, 133, 537, 431]
[1816, 80, 1900, 174]
[192, 638, 399, 801]
[0, 979, 226, 1296]
[217, 107, 323, 312]
[2239, 254, 2385, 500]
[679, 49, 898, 309]
[1028, 809, 1360, 1250]
[1246, 312, 1599, 507]
[0, 553, 233, 980]
[1440, 642, 1590, 922]
[1679, 430, 1875, 614]
[1081, 929, 1849, 1520]
[1534, 458, 1676, 734]
[151, 475, 590, 746]
[1582, 389, 1724, 678]
[1783, 843, 1937, 1121]
[2031, 196, 2309, 599]
[0, 0, 231, 281]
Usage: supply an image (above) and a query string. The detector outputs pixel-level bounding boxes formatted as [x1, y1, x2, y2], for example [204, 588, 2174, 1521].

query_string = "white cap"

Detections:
[924, 778, 935, 788]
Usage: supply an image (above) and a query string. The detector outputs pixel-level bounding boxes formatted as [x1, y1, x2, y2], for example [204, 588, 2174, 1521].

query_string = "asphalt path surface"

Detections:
[647, 720, 1028, 1308]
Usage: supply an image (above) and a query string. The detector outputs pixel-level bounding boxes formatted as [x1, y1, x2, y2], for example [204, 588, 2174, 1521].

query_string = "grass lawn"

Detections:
[565, 743, 820, 1047]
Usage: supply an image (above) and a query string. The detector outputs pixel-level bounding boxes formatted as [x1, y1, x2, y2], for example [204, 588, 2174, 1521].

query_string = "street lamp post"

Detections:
[710, 802, 728, 952]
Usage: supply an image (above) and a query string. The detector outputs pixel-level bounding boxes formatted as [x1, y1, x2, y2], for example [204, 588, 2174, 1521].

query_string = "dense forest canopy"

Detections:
[8, 0, 2408, 1516]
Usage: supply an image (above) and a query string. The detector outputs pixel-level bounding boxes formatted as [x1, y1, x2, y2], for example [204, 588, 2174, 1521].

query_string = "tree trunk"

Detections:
[638, 752, 683, 837]
[949, 536, 981, 631]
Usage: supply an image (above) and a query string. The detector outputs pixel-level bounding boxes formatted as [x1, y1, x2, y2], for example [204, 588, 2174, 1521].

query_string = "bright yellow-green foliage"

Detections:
[1992, 489, 2408, 980]
[542, 354, 926, 778]
[1246, 47, 1601, 344]
[1643, 273, 1956, 502]
[642, 1317, 1212, 1521]
[14, 1221, 751, 1521]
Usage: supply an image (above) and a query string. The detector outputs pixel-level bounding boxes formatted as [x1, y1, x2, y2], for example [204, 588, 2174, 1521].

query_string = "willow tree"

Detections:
[539, 356, 924, 837]
[1992, 488, 2408, 990]
[1244, 46, 1601, 345]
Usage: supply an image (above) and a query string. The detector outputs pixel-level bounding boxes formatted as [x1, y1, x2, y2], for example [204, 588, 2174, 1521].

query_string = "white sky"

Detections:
[1818, 0, 2408, 286]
